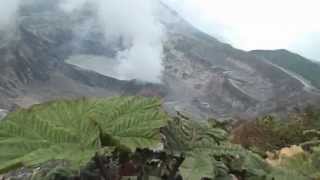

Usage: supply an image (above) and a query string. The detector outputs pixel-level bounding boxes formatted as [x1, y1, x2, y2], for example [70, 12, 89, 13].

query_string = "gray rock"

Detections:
[0, 0, 318, 119]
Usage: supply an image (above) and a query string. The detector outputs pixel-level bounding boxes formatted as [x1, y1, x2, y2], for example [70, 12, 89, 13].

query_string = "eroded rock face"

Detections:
[0, 3, 131, 109]
[159, 5, 318, 118]
[0, 0, 318, 118]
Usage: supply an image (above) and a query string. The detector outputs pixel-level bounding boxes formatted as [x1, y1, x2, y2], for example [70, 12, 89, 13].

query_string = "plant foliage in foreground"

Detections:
[0, 97, 168, 174]
[163, 114, 273, 180]
[0, 97, 320, 179]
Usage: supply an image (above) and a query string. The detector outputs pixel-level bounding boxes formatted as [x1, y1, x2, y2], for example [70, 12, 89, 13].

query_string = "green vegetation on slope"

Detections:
[0, 97, 320, 179]
[232, 106, 320, 152]
[251, 49, 320, 89]
[232, 106, 320, 179]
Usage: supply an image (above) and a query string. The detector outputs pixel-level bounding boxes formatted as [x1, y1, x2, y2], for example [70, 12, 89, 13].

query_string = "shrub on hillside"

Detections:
[231, 106, 320, 153]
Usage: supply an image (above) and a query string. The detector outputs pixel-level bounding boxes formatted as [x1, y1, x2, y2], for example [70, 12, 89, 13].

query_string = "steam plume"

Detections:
[61, 0, 165, 83]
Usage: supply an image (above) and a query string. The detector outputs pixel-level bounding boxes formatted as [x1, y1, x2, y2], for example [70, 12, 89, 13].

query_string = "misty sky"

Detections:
[163, 0, 320, 61]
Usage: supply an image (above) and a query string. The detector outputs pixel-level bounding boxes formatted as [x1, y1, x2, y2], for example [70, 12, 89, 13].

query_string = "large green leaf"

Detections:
[162, 114, 273, 180]
[162, 115, 228, 153]
[162, 115, 230, 179]
[0, 99, 100, 173]
[95, 96, 168, 150]
[0, 97, 168, 173]
[180, 150, 215, 180]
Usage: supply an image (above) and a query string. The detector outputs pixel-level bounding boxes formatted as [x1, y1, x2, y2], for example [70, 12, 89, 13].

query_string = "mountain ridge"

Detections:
[251, 49, 320, 89]
[0, 1, 319, 118]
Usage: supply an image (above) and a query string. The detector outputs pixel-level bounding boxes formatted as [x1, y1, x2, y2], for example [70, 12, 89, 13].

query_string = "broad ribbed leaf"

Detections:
[180, 150, 214, 180]
[95, 96, 168, 150]
[162, 116, 230, 179]
[163, 116, 228, 152]
[0, 97, 168, 173]
[0, 99, 100, 173]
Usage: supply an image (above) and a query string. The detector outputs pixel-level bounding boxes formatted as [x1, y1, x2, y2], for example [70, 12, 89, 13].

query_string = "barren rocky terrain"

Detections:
[0, 1, 319, 119]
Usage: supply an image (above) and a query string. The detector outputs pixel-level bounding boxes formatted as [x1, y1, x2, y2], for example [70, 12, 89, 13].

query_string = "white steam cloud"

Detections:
[61, 0, 165, 83]
[97, 0, 165, 83]
[0, 0, 20, 30]
[0, 0, 165, 83]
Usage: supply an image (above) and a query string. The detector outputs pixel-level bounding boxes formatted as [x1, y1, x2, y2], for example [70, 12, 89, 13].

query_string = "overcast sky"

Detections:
[163, 0, 320, 61]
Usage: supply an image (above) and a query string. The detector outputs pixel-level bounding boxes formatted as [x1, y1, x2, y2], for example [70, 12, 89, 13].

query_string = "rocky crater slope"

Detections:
[0, 1, 319, 118]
